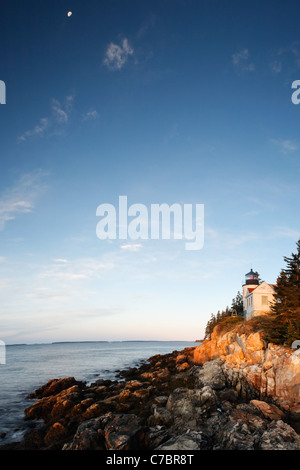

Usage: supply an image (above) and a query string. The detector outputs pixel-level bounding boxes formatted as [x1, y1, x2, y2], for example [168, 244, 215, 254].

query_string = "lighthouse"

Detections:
[242, 269, 260, 317]
[242, 269, 276, 319]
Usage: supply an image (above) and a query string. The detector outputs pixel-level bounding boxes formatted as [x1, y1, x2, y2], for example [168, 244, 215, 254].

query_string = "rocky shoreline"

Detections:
[0, 338, 300, 451]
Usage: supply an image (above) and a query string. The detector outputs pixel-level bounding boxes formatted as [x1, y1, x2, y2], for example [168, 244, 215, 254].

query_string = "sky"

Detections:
[1, 0, 300, 344]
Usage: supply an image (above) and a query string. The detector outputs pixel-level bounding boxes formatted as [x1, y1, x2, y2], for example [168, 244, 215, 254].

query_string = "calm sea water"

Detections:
[0, 341, 195, 444]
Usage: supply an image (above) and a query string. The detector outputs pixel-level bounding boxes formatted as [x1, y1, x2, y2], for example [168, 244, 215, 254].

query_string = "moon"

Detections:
[67, 11, 72, 17]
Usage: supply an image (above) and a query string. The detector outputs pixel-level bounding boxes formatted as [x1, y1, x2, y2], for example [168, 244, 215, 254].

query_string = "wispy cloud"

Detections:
[270, 42, 300, 73]
[137, 15, 156, 38]
[39, 257, 115, 282]
[0, 170, 47, 230]
[0, 278, 12, 290]
[269, 59, 282, 74]
[82, 110, 99, 121]
[247, 196, 276, 212]
[121, 243, 142, 252]
[51, 95, 73, 123]
[18, 94, 74, 142]
[270, 138, 298, 154]
[232, 48, 255, 72]
[103, 38, 134, 70]
[273, 226, 300, 240]
[18, 117, 50, 142]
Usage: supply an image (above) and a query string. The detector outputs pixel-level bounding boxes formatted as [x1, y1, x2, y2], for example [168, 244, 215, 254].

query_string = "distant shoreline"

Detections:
[6, 340, 198, 347]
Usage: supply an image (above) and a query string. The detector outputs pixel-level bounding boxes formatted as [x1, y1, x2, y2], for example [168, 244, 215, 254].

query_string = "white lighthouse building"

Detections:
[242, 269, 276, 320]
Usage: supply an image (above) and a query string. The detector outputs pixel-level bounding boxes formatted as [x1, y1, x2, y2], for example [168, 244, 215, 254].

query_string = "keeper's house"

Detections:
[242, 269, 276, 320]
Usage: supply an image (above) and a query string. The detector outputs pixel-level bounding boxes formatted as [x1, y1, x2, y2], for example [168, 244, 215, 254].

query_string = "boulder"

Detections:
[215, 419, 255, 450]
[68, 412, 144, 450]
[104, 413, 144, 450]
[195, 358, 226, 390]
[25, 385, 84, 424]
[260, 420, 300, 450]
[156, 432, 205, 450]
[44, 422, 68, 448]
[250, 400, 285, 420]
[68, 417, 106, 450]
[166, 386, 218, 431]
[27, 377, 84, 399]
[144, 426, 171, 449]
[148, 407, 173, 427]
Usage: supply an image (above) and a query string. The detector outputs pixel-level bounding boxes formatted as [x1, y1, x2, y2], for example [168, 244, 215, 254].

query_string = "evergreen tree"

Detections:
[204, 307, 233, 338]
[231, 291, 244, 316]
[272, 239, 300, 317]
[268, 239, 300, 345]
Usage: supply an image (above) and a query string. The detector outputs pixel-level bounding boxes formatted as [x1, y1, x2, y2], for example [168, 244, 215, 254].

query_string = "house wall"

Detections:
[253, 291, 274, 315]
[245, 285, 275, 319]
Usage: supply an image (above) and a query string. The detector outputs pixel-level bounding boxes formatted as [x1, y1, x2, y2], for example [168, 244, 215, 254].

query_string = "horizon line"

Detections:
[5, 339, 201, 347]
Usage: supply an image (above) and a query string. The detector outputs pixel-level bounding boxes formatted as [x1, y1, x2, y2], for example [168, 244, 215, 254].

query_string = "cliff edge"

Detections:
[194, 324, 300, 414]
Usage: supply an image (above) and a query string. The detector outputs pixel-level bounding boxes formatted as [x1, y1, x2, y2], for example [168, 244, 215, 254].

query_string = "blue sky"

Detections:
[1, 0, 300, 344]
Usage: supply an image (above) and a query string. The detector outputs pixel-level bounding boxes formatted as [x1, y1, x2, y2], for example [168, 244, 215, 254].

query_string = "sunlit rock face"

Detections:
[193, 325, 300, 407]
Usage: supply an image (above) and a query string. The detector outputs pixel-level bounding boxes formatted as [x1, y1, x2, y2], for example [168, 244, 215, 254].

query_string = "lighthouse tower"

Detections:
[242, 269, 260, 315]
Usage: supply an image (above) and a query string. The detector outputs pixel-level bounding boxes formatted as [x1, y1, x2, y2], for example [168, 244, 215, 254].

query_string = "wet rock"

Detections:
[68, 417, 106, 450]
[153, 395, 168, 406]
[68, 412, 144, 450]
[22, 427, 46, 450]
[25, 384, 85, 424]
[124, 380, 143, 390]
[27, 377, 84, 399]
[144, 426, 171, 449]
[132, 388, 151, 400]
[217, 388, 239, 403]
[44, 422, 67, 448]
[250, 400, 285, 420]
[176, 362, 190, 372]
[215, 419, 256, 450]
[148, 407, 173, 427]
[104, 413, 144, 450]
[82, 402, 107, 420]
[166, 386, 218, 431]
[195, 358, 226, 390]
[260, 420, 300, 450]
[156, 431, 205, 450]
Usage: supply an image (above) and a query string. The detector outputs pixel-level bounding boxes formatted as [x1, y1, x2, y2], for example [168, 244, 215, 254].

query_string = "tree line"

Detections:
[204, 291, 243, 339]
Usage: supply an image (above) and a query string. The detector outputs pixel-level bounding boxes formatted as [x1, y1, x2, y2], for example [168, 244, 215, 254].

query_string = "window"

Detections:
[262, 296, 268, 305]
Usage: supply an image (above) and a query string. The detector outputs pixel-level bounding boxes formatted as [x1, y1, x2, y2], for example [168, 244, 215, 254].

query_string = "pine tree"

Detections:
[272, 240, 300, 316]
[231, 291, 244, 316]
[268, 239, 300, 345]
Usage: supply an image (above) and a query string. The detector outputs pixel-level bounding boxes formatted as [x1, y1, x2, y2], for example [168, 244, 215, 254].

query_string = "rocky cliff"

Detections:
[1, 326, 299, 451]
[193, 324, 300, 417]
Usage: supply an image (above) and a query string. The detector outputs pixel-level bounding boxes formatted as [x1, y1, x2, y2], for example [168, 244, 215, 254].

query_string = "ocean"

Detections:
[0, 341, 196, 445]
